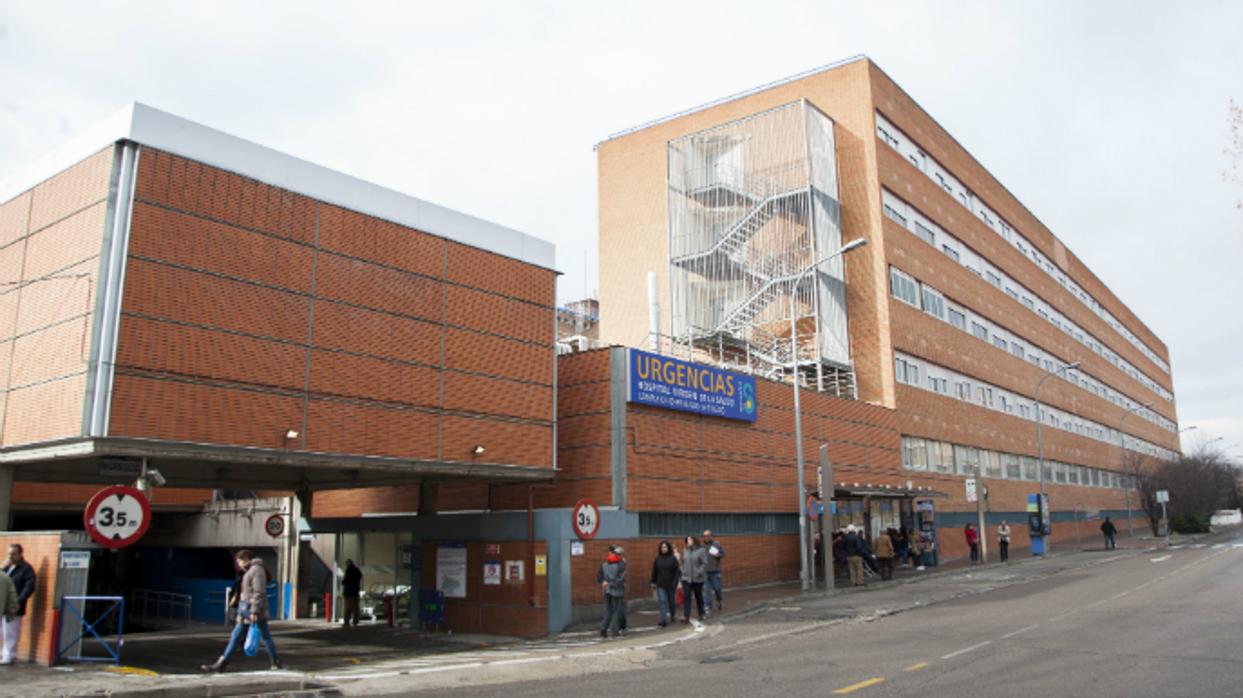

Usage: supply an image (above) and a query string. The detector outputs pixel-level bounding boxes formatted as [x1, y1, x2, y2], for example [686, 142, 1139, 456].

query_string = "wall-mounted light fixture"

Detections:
[285, 429, 300, 440]
[472, 445, 486, 456]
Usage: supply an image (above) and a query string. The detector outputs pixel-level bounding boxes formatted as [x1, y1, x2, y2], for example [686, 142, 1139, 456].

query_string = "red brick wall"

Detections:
[0, 147, 113, 448]
[110, 148, 556, 470]
[0, 532, 59, 665]
[420, 540, 548, 637]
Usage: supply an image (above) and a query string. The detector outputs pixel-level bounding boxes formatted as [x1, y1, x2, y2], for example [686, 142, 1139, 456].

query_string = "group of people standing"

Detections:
[598, 530, 725, 638]
[963, 521, 1012, 563]
[833, 525, 930, 586]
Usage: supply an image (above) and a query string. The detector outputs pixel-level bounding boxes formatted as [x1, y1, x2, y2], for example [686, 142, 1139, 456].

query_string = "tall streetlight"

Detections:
[1119, 400, 1155, 538]
[1035, 359, 1080, 556]
[791, 237, 867, 591]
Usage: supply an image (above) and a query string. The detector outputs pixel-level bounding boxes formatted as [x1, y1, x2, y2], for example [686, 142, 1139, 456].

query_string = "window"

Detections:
[1019, 403, 1031, 419]
[948, 307, 967, 331]
[942, 244, 960, 262]
[1067, 466, 1079, 485]
[1022, 296, 1035, 310]
[890, 268, 920, 307]
[930, 442, 954, 473]
[1005, 287, 1019, 301]
[954, 445, 979, 476]
[999, 394, 1011, 413]
[927, 375, 949, 394]
[977, 387, 993, 408]
[1010, 342, 1025, 359]
[1054, 462, 1066, 484]
[902, 437, 928, 471]
[914, 221, 935, 245]
[1021, 457, 1039, 481]
[983, 450, 1002, 478]
[922, 287, 945, 319]
[883, 204, 907, 226]
[986, 271, 1002, 288]
[993, 336, 1008, 351]
[956, 381, 971, 400]
[972, 322, 988, 341]
[1004, 453, 1022, 480]
[1043, 461, 1054, 483]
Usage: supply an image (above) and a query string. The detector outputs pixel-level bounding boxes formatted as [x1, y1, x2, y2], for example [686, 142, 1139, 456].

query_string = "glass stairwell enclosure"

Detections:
[668, 100, 853, 397]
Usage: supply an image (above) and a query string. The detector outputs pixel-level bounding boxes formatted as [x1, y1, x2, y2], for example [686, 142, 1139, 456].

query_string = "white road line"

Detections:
[1150, 555, 1171, 562]
[1212, 544, 1225, 549]
[1049, 611, 1076, 622]
[1231, 543, 1243, 549]
[941, 640, 991, 660]
[1111, 590, 1131, 600]
[1001, 624, 1040, 639]
[1134, 581, 1152, 591]
[1083, 600, 1107, 609]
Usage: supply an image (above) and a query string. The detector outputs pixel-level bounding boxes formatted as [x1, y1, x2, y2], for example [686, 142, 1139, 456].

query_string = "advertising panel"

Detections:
[627, 349, 757, 422]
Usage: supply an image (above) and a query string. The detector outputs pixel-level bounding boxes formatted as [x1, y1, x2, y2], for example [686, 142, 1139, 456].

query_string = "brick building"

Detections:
[596, 55, 1180, 561]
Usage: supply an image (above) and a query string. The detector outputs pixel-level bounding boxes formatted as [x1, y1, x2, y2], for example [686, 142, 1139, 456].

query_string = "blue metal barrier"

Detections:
[58, 596, 125, 665]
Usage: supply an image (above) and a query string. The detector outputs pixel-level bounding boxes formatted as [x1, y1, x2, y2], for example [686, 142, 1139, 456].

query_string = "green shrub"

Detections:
[1170, 513, 1211, 534]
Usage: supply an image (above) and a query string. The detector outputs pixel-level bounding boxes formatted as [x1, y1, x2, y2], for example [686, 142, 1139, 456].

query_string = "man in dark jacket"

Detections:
[844, 526, 866, 587]
[649, 541, 680, 627]
[703, 530, 725, 612]
[597, 548, 626, 639]
[342, 560, 363, 627]
[2, 543, 36, 665]
[1101, 517, 1118, 550]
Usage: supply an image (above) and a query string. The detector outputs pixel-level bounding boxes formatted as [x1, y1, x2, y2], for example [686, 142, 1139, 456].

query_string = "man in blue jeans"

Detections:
[703, 530, 725, 612]
[203, 550, 282, 672]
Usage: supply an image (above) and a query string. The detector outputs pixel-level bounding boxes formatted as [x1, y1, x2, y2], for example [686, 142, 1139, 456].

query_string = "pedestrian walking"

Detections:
[1101, 517, 1118, 550]
[910, 528, 925, 570]
[896, 527, 911, 568]
[997, 521, 1011, 562]
[202, 550, 282, 672]
[875, 528, 896, 580]
[845, 525, 866, 586]
[965, 524, 980, 563]
[597, 546, 626, 638]
[679, 535, 707, 622]
[649, 540, 681, 627]
[342, 559, 363, 627]
[702, 529, 725, 611]
[614, 546, 629, 634]
[1, 543, 36, 665]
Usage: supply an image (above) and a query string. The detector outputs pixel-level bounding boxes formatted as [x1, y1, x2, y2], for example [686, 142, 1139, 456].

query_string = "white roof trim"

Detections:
[0, 103, 556, 270]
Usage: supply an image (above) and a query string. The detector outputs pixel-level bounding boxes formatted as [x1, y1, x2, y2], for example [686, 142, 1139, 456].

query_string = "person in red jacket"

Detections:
[965, 524, 980, 564]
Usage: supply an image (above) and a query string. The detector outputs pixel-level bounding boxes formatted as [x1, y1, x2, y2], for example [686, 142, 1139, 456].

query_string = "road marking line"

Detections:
[1112, 590, 1131, 599]
[104, 666, 159, 677]
[1150, 555, 1171, 562]
[903, 662, 929, 672]
[941, 640, 991, 659]
[1134, 581, 1152, 591]
[1084, 599, 1107, 609]
[1001, 624, 1040, 639]
[1212, 543, 1224, 549]
[833, 678, 885, 694]
[1049, 611, 1075, 622]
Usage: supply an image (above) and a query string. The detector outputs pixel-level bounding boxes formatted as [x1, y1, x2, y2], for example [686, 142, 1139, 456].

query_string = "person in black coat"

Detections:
[342, 560, 363, 627]
[2, 543, 36, 665]
[649, 541, 681, 627]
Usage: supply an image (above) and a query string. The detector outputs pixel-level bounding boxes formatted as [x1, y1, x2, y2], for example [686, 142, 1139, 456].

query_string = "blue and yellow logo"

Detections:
[740, 382, 756, 416]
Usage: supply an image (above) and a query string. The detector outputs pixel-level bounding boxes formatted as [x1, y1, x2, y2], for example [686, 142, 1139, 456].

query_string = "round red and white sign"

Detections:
[264, 513, 286, 538]
[84, 485, 151, 549]
[572, 498, 601, 540]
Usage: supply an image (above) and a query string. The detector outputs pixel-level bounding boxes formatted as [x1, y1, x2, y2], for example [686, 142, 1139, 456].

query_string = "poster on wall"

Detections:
[483, 560, 502, 585]
[436, 544, 468, 598]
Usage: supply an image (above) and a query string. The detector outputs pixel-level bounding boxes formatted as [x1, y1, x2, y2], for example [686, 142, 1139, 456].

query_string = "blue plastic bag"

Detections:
[243, 622, 261, 657]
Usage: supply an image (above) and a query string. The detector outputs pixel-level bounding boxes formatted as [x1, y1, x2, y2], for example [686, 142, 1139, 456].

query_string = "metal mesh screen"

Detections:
[667, 101, 852, 396]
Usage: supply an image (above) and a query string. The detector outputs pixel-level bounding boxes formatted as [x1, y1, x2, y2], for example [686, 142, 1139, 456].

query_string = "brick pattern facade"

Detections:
[109, 148, 557, 469]
[0, 148, 113, 447]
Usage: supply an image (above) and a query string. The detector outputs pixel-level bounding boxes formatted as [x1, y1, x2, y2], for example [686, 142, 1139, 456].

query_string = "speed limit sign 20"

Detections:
[84, 485, 152, 549]
[572, 498, 601, 540]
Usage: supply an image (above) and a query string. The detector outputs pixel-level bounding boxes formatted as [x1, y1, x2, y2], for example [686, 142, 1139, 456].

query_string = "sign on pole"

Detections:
[965, 479, 978, 503]
[572, 498, 601, 540]
[264, 513, 286, 538]
[1156, 490, 1170, 503]
[83, 485, 151, 549]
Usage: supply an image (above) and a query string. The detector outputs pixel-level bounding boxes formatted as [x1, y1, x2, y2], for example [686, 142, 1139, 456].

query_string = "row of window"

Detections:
[900, 436, 1136, 489]
[883, 188, 1173, 406]
[875, 113, 1170, 377]
[894, 351, 1178, 462]
[889, 265, 1176, 434]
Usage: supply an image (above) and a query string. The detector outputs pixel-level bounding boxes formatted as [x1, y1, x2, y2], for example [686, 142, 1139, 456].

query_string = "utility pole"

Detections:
[975, 463, 987, 564]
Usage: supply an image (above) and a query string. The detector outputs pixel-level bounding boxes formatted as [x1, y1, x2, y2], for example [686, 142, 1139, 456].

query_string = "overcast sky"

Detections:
[1, 1, 1239, 457]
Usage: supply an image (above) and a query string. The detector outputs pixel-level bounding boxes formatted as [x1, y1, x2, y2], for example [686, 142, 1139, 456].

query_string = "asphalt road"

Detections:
[417, 537, 1243, 698]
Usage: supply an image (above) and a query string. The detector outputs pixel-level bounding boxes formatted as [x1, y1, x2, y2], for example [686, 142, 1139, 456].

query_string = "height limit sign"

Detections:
[84, 485, 152, 549]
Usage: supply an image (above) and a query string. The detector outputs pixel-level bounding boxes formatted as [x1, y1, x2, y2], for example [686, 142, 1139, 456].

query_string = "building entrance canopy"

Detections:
[0, 437, 553, 492]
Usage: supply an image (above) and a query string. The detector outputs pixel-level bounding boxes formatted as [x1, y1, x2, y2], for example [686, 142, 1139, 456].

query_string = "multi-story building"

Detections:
[597, 56, 1180, 545]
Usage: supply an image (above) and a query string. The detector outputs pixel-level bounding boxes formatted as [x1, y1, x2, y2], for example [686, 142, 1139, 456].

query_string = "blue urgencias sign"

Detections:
[627, 349, 757, 422]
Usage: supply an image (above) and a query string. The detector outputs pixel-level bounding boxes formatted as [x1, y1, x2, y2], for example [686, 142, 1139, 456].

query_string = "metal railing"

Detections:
[124, 588, 193, 630]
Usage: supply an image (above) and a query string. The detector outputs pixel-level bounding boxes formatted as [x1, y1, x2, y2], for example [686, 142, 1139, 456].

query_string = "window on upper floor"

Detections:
[922, 287, 945, 320]
[972, 322, 988, 341]
[902, 437, 928, 471]
[927, 375, 949, 394]
[890, 267, 920, 307]
[942, 244, 960, 262]
[883, 204, 907, 227]
[986, 271, 1002, 288]
[956, 381, 971, 401]
[1010, 342, 1025, 359]
[914, 221, 935, 245]
[993, 336, 1008, 352]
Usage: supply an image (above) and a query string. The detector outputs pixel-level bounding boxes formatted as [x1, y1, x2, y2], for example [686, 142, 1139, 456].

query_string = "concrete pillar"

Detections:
[0, 465, 13, 531]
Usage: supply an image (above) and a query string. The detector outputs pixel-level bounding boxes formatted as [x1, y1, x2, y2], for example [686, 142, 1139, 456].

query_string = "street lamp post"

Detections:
[1119, 401, 1155, 538]
[791, 237, 867, 591]
[1035, 360, 1080, 556]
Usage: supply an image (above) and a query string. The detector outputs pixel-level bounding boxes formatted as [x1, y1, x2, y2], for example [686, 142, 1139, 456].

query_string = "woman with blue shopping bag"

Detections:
[202, 549, 284, 672]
